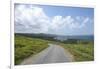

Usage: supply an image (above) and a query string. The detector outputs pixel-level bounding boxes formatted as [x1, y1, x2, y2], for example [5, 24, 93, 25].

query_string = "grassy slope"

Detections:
[15, 35, 49, 65]
[15, 34, 94, 64]
[61, 42, 94, 61]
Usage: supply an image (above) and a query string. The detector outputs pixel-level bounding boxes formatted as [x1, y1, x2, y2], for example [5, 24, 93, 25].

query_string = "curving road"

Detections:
[21, 44, 73, 65]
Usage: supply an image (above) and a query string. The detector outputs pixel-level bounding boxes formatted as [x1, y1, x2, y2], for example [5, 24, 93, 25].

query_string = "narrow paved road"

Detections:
[21, 44, 73, 65]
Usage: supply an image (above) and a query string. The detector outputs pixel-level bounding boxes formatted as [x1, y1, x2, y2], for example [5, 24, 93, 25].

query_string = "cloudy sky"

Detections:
[14, 3, 94, 35]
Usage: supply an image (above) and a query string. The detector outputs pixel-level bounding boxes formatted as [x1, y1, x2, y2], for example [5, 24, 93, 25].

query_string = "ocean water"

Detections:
[54, 35, 94, 41]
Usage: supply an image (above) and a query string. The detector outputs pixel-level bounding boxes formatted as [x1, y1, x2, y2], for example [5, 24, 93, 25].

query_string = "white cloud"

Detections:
[15, 4, 50, 33]
[15, 4, 93, 35]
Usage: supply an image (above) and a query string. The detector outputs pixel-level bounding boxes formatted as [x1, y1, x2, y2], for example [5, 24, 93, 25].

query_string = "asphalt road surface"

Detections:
[21, 44, 73, 65]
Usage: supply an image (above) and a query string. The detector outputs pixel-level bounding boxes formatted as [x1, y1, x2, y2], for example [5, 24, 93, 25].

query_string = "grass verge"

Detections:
[61, 42, 94, 61]
[15, 35, 49, 65]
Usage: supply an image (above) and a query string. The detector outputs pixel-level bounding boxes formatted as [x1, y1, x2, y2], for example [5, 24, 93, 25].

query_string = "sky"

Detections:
[14, 3, 94, 36]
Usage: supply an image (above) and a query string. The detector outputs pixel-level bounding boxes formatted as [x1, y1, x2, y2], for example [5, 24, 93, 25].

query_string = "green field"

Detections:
[15, 35, 49, 65]
[61, 42, 94, 61]
[15, 34, 94, 65]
